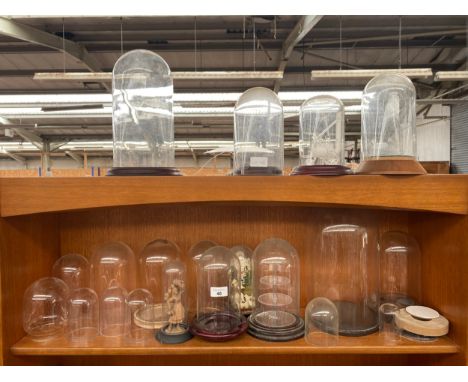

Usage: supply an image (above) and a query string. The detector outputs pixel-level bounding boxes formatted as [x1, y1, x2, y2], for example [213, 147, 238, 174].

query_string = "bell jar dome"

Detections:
[156, 259, 193, 344]
[110, 49, 180, 176]
[305, 297, 339, 346]
[379, 231, 421, 307]
[90, 241, 137, 297]
[23, 277, 69, 342]
[248, 238, 304, 341]
[100, 285, 130, 337]
[292, 95, 349, 176]
[357, 73, 426, 174]
[233, 87, 284, 175]
[314, 224, 379, 336]
[191, 246, 247, 341]
[52, 253, 90, 290]
[67, 287, 99, 344]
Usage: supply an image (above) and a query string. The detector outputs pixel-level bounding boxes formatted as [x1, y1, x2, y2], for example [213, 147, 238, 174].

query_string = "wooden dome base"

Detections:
[356, 157, 427, 175]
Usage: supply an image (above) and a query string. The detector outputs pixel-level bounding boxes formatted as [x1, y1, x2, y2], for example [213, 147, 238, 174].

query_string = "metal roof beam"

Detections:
[65, 150, 84, 165]
[274, 15, 323, 92]
[11, 128, 43, 150]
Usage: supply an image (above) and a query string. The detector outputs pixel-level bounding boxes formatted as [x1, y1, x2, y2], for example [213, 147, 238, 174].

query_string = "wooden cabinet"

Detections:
[1, 175, 467, 365]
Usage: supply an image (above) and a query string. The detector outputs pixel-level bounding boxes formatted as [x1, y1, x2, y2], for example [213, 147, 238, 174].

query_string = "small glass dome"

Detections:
[358, 74, 426, 174]
[233, 87, 284, 175]
[379, 231, 421, 307]
[231, 245, 254, 315]
[90, 241, 137, 297]
[293, 95, 347, 175]
[156, 260, 193, 344]
[127, 288, 153, 343]
[191, 246, 247, 341]
[23, 277, 69, 342]
[67, 288, 99, 344]
[315, 224, 379, 336]
[111, 49, 176, 174]
[248, 238, 304, 341]
[52, 253, 90, 290]
[139, 239, 180, 304]
[100, 285, 130, 337]
[305, 297, 339, 346]
[378, 302, 399, 344]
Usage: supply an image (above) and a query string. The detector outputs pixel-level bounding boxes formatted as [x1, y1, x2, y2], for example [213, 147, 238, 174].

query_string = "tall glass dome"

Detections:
[248, 238, 304, 341]
[315, 224, 379, 336]
[357, 73, 426, 174]
[190, 246, 247, 341]
[379, 231, 421, 307]
[233, 87, 284, 175]
[111, 49, 180, 176]
[292, 95, 349, 176]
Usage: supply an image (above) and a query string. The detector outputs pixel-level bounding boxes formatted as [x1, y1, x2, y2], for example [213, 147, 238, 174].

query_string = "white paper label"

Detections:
[250, 156, 268, 168]
[210, 286, 228, 298]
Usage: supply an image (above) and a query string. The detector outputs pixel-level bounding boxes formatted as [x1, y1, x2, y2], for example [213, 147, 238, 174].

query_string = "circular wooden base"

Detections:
[394, 308, 449, 337]
[356, 157, 427, 175]
[107, 167, 182, 176]
[290, 165, 352, 176]
[247, 313, 304, 342]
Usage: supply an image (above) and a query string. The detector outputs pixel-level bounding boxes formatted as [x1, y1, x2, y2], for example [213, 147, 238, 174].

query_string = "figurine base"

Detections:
[334, 301, 379, 337]
[290, 165, 352, 176]
[356, 157, 427, 175]
[247, 313, 305, 342]
[232, 166, 283, 176]
[190, 312, 248, 342]
[156, 323, 193, 344]
[107, 167, 182, 176]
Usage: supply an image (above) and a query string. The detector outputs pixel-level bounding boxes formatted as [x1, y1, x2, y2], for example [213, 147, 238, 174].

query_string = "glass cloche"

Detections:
[23, 277, 69, 342]
[305, 297, 339, 346]
[357, 73, 426, 174]
[90, 241, 137, 297]
[314, 224, 379, 336]
[191, 246, 247, 341]
[67, 287, 99, 344]
[100, 285, 130, 338]
[248, 238, 304, 341]
[233, 87, 284, 175]
[292, 95, 349, 176]
[127, 288, 153, 343]
[379, 231, 421, 307]
[110, 49, 180, 176]
[52, 253, 90, 290]
[156, 259, 193, 344]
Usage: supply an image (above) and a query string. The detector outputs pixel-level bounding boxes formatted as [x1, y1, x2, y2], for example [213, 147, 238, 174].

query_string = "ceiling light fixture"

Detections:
[433, 71, 468, 81]
[33, 71, 284, 82]
[310, 68, 433, 79]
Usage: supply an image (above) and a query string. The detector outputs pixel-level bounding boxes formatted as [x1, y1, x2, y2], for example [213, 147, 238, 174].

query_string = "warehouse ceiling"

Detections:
[0, 15, 466, 160]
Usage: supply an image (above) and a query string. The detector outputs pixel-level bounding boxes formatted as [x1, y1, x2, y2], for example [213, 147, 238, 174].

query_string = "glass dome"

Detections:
[67, 288, 99, 344]
[191, 246, 247, 341]
[90, 241, 137, 297]
[189, 240, 219, 263]
[100, 285, 130, 337]
[305, 297, 339, 346]
[127, 288, 153, 343]
[293, 95, 348, 176]
[248, 238, 304, 341]
[378, 302, 399, 344]
[111, 49, 178, 175]
[231, 245, 254, 315]
[156, 260, 193, 344]
[379, 231, 421, 307]
[52, 253, 90, 290]
[315, 224, 379, 336]
[358, 73, 426, 174]
[233, 87, 284, 175]
[23, 277, 69, 342]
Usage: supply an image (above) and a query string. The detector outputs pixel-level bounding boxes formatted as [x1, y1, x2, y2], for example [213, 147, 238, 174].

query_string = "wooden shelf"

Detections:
[11, 333, 459, 356]
[1, 174, 468, 217]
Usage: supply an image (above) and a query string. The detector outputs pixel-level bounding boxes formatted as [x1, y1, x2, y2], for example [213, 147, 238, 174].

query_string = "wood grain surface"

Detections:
[1, 175, 467, 217]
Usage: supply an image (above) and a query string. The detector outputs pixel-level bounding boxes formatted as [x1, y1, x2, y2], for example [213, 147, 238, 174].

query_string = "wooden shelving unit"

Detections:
[1, 175, 468, 365]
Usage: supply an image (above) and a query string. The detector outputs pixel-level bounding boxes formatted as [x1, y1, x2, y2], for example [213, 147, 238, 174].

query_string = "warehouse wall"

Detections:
[416, 105, 450, 162]
[451, 103, 468, 174]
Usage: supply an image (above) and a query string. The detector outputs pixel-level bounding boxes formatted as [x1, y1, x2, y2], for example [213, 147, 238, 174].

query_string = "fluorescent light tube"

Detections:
[311, 68, 433, 79]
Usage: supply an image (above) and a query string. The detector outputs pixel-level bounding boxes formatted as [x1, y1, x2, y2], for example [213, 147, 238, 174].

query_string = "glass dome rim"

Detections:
[300, 94, 345, 110]
[234, 86, 283, 110]
[363, 72, 415, 93]
[112, 49, 171, 76]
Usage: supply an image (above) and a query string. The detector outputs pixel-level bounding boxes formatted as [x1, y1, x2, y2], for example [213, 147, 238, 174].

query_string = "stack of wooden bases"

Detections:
[395, 306, 449, 341]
